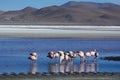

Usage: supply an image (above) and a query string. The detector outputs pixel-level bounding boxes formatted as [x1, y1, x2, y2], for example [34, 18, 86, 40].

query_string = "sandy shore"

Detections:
[0, 25, 120, 39]
[0, 72, 120, 80]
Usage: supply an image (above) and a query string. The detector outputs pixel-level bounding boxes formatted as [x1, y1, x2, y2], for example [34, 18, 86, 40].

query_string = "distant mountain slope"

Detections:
[0, 1, 120, 25]
[0, 7, 37, 22]
[0, 10, 4, 15]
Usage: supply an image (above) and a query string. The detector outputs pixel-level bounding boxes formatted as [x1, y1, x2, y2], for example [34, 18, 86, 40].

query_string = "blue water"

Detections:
[0, 38, 120, 74]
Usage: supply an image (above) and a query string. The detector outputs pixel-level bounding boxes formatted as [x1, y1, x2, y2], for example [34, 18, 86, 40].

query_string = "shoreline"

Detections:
[0, 72, 120, 80]
[0, 25, 120, 39]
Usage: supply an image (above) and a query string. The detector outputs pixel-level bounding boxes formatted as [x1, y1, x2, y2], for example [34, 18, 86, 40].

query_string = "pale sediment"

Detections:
[0, 26, 120, 39]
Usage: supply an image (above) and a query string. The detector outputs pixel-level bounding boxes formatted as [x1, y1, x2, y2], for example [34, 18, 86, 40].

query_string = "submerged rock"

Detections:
[101, 56, 120, 61]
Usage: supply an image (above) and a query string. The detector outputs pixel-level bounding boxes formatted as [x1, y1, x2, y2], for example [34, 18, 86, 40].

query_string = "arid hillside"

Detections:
[0, 1, 120, 25]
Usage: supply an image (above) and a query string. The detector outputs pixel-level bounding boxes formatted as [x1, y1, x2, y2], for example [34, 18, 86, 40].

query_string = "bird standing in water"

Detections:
[28, 52, 39, 61]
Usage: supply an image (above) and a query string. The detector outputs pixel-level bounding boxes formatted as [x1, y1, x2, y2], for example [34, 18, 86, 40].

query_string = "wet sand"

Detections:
[0, 72, 120, 80]
[0, 25, 120, 39]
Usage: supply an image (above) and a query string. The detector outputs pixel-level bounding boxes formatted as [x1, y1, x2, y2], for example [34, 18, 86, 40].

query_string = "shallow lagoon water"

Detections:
[0, 38, 120, 74]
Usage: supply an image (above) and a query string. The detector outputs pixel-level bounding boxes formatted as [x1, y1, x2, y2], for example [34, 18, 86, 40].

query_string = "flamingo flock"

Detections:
[47, 50, 99, 64]
[28, 50, 99, 74]
[28, 50, 99, 63]
[77, 50, 99, 62]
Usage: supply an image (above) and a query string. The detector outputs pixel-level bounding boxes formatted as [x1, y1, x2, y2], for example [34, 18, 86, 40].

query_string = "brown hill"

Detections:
[0, 10, 4, 15]
[0, 7, 37, 23]
[0, 1, 120, 25]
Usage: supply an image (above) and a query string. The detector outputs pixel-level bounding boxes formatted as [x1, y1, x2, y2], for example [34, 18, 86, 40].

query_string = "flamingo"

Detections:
[47, 51, 55, 59]
[68, 51, 77, 61]
[28, 52, 39, 61]
[47, 51, 61, 64]
[85, 52, 91, 59]
[64, 52, 70, 63]
[90, 50, 99, 61]
[47, 51, 60, 58]
[85, 50, 99, 62]
[68, 51, 74, 57]
[54, 52, 59, 58]
[58, 51, 65, 64]
[48, 51, 70, 64]
[70, 53, 77, 62]
[77, 51, 86, 62]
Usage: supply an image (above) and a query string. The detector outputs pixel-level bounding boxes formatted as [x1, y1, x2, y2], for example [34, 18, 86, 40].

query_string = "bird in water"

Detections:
[28, 52, 39, 61]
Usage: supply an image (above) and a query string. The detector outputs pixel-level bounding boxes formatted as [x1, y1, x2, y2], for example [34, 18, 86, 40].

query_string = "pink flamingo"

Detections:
[58, 51, 65, 64]
[77, 51, 86, 62]
[28, 52, 39, 61]
[90, 49, 99, 61]
[64, 52, 70, 63]
[68, 51, 77, 61]
[85, 50, 99, 62]
[47, 51, 55, 59]
[47, 51, 66, 64]
[77, 50, 99, 62]
[31, 52, 39, 57]
[47, 51, 60, 63]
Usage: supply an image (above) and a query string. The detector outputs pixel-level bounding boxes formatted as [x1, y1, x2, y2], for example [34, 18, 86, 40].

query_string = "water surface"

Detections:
[0, 38, 120, 74]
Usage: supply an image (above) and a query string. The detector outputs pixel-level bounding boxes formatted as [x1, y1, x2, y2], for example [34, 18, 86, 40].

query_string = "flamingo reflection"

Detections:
[79, 62, 86, 73]
[69, 60, 77, 73]
[59, 63, 65, 73]
[79, 60, 98, 73]
[48, 61, 83, 74]
[49, 63, 59, 73]
[86, 63, 97, 73]
[49, 60, 98, 73]
[29, 62, 38, 74]
[65, 63, 70, 73]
